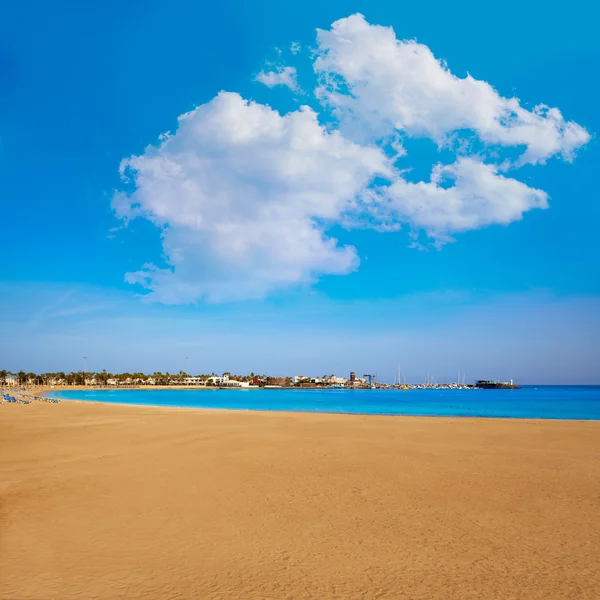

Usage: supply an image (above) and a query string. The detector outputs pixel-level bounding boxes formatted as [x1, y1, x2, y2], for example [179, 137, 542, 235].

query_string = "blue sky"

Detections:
[1, 0, 598, 382]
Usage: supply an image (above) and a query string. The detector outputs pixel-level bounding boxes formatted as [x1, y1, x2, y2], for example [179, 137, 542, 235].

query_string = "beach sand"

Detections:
[1, 400, 599, 599]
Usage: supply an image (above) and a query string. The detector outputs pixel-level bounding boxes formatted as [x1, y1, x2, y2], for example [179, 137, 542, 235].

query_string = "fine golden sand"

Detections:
[1, 400, 599, 600]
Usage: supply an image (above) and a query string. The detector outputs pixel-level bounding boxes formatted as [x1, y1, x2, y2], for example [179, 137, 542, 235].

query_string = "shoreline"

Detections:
[18, 385, 599, 422]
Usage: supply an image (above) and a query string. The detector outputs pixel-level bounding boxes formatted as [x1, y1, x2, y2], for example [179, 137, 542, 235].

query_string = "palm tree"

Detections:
[17, 370, 26, 386]
[0, 370, 6, 386]
[70, 371, 81, 385]
[97, 369, 108, 385]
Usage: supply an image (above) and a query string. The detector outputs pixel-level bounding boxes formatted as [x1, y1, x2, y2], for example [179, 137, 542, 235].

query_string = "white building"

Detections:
[5, 374, 18, 387]
[183, 376, 205, 385]
[293, 375, 348, 385]
[207, 375, 253, 388]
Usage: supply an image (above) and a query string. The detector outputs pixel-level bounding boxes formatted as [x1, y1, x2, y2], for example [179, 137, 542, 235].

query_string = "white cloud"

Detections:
[114, 14, 589, 304]
[115, 92, 390, 303]
[380, 158, 549, 242]
[290, 41, 301, 54]
[314, 14, 590, 165]
[255, 66, 299, 92]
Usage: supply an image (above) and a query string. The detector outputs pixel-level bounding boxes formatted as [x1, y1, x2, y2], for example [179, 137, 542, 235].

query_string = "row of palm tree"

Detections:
[0, 369, 36, 386]
[0, 369, 295, 387]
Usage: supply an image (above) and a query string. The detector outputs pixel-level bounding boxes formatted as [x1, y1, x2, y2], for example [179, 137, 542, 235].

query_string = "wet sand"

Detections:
[1, 400, 599, 599]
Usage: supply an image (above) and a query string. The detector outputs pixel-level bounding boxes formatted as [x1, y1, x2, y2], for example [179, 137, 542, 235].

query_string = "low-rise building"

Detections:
[183, 376, 205, 385]
[207, 375, 254, 388]
[294, 375, 347, 386]
[346, 375, 367, 388]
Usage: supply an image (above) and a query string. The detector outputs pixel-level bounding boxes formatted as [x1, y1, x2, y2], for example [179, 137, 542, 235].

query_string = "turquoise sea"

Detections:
[49, 386, 600, 420]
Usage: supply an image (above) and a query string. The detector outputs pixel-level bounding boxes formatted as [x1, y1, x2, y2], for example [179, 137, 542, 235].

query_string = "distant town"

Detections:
[0, 369, 482, 390]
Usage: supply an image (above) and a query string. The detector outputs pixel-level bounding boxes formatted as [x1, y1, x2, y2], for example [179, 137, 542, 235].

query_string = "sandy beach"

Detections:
[1, 400, 599, 600]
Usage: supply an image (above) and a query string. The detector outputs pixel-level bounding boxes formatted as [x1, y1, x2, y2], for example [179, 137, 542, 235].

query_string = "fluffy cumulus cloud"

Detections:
[383, 158, 549, 240]
[115, 14, 589, 303]
[314, 14, 590, 165]
[115, 92, 389, 303]
[255, 66, 299, 92]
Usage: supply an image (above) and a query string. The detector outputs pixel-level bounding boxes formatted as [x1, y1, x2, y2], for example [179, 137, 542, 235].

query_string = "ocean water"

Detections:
[49, 386, 600, 420]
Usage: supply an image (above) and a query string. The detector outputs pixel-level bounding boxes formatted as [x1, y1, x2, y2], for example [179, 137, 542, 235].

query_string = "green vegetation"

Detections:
[0, 370, 301, 388]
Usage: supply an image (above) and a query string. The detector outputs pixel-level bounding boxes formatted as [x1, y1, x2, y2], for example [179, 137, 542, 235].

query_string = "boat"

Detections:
[475, 379, 520, 389]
